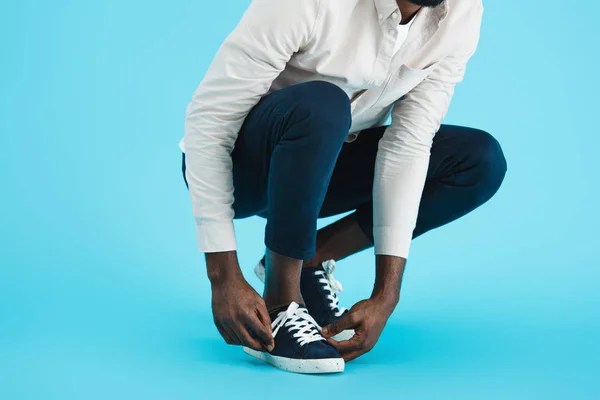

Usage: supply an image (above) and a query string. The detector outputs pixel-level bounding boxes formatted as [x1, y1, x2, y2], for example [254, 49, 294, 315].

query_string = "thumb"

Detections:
[322, 314, 354, 338]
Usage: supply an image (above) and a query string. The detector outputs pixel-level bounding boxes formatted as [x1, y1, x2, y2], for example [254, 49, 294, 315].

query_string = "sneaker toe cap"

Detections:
[301, 340, 341, 359]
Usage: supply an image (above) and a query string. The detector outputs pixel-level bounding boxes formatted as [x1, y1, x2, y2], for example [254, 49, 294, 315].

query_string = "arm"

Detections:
[185, 0, 321, 257]
[323, 6, 484, 361]
[184, 0, 321, 350]
[373, 25, 483, 262]
[370, 4, 484, 297]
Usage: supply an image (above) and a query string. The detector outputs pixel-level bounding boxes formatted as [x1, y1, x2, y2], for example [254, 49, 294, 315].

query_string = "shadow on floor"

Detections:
[181, 317, 516, 371]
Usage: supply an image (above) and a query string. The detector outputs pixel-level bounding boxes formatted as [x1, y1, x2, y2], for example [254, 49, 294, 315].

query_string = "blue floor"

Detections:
[2, 213, 599, 399]
[1, 1, 599, 398]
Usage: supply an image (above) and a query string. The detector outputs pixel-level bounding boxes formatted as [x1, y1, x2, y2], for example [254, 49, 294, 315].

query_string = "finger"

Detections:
[236, 324, 266, 352]
[342, 349, 364, 362]
[223, 323, 243, 345]
[216, 325, 235, 345]
[322, 314, 356, 338]
[331, 336, 362, 353]
[246, 313, 274, 352]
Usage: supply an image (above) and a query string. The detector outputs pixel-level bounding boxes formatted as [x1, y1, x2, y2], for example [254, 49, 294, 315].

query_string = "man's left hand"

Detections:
[321, 297, 397, 362]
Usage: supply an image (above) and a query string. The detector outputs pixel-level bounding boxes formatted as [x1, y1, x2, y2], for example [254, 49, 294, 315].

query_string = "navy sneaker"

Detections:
[243, 302, 344, 374]
[254, 257, 354, 341]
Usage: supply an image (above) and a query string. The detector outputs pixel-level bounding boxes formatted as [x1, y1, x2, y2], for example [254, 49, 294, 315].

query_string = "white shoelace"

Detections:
[314, 260, 347, 318]
[271, 302, 325, 346]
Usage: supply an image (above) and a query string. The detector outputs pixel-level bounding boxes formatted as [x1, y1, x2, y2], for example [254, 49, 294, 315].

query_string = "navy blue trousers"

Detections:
[182, 81, 507, 260]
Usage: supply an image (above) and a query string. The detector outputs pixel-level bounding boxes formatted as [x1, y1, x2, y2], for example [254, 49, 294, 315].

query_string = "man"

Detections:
[180, 0, 506, 374]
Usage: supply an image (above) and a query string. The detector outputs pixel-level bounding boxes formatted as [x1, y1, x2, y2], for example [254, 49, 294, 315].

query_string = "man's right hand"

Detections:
[206, 251, 274, 352]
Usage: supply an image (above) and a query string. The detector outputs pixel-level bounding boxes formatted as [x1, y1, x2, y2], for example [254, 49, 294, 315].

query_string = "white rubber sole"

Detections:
[254, 261, 355, 342]
[243, 347, 345, 374]
[254, 261, 266, 282]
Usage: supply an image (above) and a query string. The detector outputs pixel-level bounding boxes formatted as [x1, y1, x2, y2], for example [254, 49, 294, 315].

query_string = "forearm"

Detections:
[371, 254, 406, 309]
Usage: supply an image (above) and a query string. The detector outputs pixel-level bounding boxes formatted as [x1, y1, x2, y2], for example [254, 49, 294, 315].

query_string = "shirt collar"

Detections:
[373, 0, 449, 26]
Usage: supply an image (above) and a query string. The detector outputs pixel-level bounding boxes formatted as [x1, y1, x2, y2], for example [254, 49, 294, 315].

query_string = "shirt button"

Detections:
[378, 13, 383, 20]
[389, 29, 396, 35]
[392, 12, 398, 19]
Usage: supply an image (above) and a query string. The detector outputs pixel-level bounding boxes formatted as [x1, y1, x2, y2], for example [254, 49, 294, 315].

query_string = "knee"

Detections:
[290, 81, 352, 139]
[471, 129, 507, 190]
[299, 80, 351, 117]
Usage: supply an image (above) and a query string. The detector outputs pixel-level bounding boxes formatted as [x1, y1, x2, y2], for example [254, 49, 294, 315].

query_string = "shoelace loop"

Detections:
[271, 302, 325, 346]
[314, 260, 347, 317]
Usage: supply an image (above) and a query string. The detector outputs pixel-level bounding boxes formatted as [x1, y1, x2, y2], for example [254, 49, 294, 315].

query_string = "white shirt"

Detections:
[182, 0, 483, 259]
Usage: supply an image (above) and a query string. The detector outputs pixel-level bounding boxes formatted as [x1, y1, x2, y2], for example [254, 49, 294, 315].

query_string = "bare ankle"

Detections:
[264, 298, 304, 314]
[263, 249, 304, 309]
[303, 253, 328, 269]
[302, 260, 322, 269]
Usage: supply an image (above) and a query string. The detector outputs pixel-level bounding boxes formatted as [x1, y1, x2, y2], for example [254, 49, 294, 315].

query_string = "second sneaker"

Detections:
[254, 256, 355, 341]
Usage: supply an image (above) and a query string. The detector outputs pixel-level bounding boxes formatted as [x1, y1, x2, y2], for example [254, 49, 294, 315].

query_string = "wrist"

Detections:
[371, 254, 405, 312]
[205, 251, 243, 285]
[370, 290, 399, 312]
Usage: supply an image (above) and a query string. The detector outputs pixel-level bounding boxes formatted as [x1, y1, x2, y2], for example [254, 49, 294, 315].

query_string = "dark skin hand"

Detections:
[322, 254, 405, 361]
[206, 251, 275, 352]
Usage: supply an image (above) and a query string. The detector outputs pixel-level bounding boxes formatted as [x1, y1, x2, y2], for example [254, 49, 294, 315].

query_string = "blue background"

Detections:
[1, 0, 599, 398]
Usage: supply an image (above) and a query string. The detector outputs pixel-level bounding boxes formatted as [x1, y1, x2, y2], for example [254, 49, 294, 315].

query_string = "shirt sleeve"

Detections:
[184, 0, 321, 253]
[372, 6, 484, 258]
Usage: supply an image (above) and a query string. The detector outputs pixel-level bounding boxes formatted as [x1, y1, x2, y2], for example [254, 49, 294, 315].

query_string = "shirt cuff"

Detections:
[373, 225, 412, 259]
[195, 220, 238, 253]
